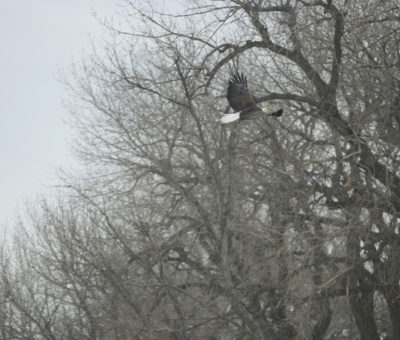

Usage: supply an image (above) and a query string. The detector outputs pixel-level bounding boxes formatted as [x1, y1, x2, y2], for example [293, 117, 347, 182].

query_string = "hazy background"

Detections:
[0, 1, 117, 230]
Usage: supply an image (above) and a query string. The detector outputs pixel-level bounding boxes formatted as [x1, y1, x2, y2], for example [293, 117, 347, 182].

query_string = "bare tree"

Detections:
[2, 0, 400, 339]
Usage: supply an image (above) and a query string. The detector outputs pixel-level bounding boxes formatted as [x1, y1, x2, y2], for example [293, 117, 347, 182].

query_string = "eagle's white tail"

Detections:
[220, 113, 240, 124]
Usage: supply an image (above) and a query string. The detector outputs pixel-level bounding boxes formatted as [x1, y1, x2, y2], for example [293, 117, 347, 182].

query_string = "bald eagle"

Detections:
[221, 73, 283, 124]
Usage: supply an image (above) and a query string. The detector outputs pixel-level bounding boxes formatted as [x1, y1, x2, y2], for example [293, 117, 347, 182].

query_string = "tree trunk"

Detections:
[349, 289, 379, 340]
[385, 292, 400, 339]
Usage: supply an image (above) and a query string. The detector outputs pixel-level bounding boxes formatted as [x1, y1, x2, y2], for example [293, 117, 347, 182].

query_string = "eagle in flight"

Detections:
[221, 72, 283, 124]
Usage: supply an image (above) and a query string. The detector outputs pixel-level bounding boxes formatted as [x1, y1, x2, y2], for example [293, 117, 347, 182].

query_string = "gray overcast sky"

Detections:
[0, 1, 118, 229]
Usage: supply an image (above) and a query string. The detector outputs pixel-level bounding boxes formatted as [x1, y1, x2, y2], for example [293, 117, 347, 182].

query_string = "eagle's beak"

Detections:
[267, 107, 276, 111]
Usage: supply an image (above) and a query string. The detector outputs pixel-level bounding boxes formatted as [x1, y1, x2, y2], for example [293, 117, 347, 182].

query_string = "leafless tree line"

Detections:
[1, 0, 400, 339]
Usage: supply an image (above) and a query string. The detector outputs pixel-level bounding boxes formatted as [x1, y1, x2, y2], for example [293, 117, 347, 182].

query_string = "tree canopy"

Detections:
[2, 1, 400, 339]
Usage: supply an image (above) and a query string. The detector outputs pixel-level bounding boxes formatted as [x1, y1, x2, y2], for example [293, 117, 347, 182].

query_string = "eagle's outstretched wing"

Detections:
[226, 73, 258, 112]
